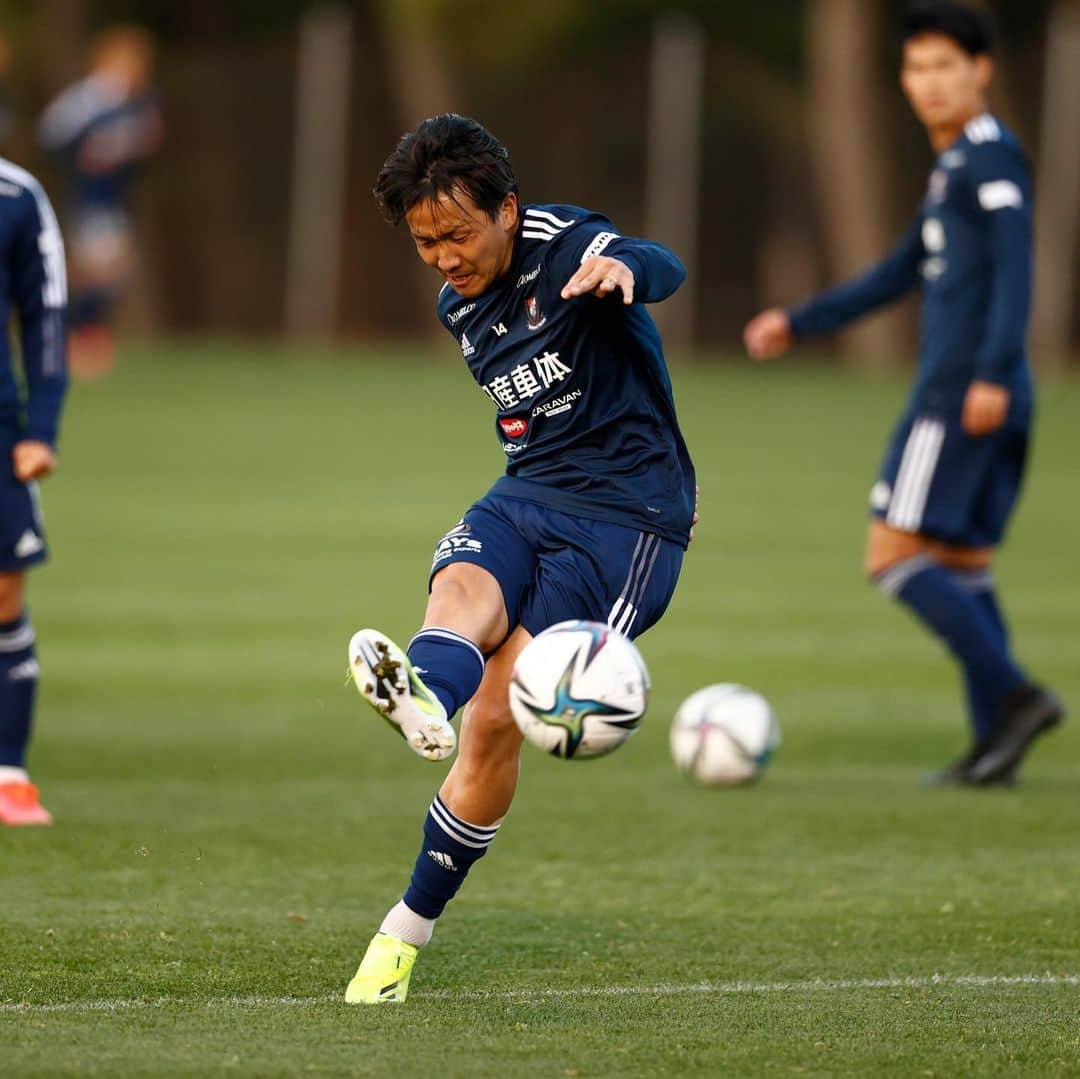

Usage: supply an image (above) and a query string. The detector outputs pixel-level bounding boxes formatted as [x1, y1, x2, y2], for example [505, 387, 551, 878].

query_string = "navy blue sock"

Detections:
[403, 794, 501, 919]
[0, 615, 39, 768]
[876, 557, 1027, 717]
[952, 569, 1012, 740]
[407, 628, 485, 719]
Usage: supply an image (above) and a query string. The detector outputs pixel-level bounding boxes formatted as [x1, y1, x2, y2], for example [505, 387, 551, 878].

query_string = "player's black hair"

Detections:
[374, 114, 518, 226]
[901, 2, 994, 57]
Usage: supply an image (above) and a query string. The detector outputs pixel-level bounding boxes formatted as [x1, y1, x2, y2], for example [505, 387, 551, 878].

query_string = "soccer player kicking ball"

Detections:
[344, 114, 696, 1002]
[0, 159, 68, 825]
[744, 1, 1063, 786]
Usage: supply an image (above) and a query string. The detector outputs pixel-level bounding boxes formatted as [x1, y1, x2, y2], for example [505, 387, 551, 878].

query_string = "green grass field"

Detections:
[2, 342, 1078, 1077]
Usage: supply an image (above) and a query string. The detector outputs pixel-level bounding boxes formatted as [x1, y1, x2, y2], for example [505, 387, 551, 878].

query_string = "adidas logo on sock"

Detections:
[8, 659, 40, 682]
[427, 850, 457, 872]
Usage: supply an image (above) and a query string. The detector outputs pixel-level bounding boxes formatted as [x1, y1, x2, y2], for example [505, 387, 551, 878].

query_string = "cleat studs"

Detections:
[365, 683, 374, 694]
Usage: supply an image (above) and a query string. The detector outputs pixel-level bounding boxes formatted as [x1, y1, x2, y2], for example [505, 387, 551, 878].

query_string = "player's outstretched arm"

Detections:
[560, 230, 685, 307]
[562, 255, 636, 305]
[772, 218, 925, 345]
[743, 308, 793, 360]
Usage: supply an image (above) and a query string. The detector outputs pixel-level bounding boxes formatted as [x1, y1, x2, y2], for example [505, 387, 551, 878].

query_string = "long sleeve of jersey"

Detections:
[12, 186, 68, 445]
[559, 217, 685, 304]
[967, 141, 1033, 386]
[787, 219, 924, 338]
[603, 237, 685, 303]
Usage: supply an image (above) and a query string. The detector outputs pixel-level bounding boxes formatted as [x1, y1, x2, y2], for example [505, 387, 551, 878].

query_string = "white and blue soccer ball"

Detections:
[670, 684, 780, 786]
[509, 620, 650, 760]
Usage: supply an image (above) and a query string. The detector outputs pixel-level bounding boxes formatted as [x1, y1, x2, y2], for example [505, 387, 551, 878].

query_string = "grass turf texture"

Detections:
[2, 342, 1078, 1077]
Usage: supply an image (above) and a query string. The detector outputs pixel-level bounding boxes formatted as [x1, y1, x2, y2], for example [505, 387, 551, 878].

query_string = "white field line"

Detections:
[1, 973, 1077, 1015]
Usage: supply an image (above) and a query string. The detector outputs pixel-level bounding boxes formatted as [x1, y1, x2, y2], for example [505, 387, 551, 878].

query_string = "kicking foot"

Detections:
[968, 684, 1065, 785]
[347, 628, 456, 761]
[0, 780, 53, 826]
[345, 932, 419, 1004]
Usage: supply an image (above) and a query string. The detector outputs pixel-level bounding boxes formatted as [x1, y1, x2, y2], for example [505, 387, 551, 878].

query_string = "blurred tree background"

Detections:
[0, 0, 1074, 362]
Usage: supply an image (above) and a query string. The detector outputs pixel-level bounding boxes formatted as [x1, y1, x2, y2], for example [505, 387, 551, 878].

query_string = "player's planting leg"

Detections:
[952, 567, 1010, 742]
[346, 630, 529, 1004]
[873, 551, 1062, 783]
[0, 584, 51, 826]
[873, 551, 1025, 780]
[939, 561, 1064, 784]
[875, 553, 1027, 702]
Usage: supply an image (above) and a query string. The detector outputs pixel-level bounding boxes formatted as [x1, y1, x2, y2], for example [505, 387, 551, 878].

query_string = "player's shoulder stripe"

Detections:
[0, 158, 67, 307]
[964, 113, 1001, 145]
[0, 158, 63, 236]
[522, 205, 577, 243]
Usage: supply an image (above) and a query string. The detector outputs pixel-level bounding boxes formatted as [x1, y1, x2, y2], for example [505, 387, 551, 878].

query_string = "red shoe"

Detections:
[0, 781, 54, 826]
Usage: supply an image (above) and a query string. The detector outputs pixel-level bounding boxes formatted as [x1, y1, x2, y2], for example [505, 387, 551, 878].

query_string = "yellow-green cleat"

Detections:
[345, 932, 420, 1004]
[347, 628, 456, 761]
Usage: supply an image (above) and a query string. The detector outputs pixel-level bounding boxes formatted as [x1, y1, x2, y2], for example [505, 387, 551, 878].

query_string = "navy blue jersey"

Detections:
[0, 159, 67, 445]
[39, 76, 160, 213]
[436, 203, 695, 547]
[789, 114, 1033, 425]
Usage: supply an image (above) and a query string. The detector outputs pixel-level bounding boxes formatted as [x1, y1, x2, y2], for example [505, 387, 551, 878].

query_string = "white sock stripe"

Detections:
[874, 553, 935, 598]
[428, 804, 490, 850]
[0, 623, 35, 653]
[409, 628, 485, 675]
[430, 799, 499, 849]
[952, 567, 993, 588]
[433, 795, 499, 836]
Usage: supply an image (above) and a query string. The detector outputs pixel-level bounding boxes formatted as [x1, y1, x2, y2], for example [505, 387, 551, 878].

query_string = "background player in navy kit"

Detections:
[39, 25, 162, 379]
[0, 159, 68, 825]
[744, 2, 1063, 786]
[343, 114, 696, 1002]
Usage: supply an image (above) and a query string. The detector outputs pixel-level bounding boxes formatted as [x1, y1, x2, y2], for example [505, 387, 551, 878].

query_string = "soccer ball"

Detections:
[509, 620, 650, 760]
[670, 684, 780, 786]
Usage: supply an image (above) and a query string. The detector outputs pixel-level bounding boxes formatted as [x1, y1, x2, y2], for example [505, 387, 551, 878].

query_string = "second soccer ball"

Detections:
[670, 684, 780, 786]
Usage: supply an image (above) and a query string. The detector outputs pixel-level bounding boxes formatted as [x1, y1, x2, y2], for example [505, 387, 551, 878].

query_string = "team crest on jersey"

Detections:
[525, 295, 546, 331]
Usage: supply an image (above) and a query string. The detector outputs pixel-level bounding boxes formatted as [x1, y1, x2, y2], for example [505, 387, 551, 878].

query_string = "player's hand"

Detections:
[561, 257, 634, 305]
[962, 380, 1011, 436]
[13, 441, 57, 483]
[690, 485, 700, 544]
[743, 308, 793, 360]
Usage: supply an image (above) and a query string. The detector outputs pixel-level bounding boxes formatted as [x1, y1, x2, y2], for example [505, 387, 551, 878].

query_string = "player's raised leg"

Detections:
[347, 561, 509, 761]
[346, 626, 529, 1004]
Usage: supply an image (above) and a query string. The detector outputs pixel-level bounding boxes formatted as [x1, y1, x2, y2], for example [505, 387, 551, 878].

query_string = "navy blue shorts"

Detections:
[871, 412, 1028, 548]
[428, 492, 684, 641]
[0, 432, 48, 572]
